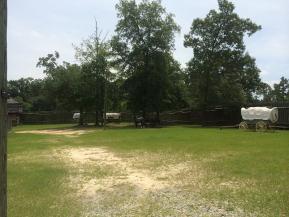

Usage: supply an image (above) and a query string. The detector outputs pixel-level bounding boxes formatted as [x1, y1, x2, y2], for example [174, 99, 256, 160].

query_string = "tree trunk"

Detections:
[201, 72, 210, 126]
[0, 0, 7, 216]
[103, 77, 107, 129]
[142, 51, 149, 120]
[142, 110, 146, 121]
[95, 79, 99, 126]
[100, 110, 104, 126]
[79, 107, 84, 126]
[203, 69, 210, 111]
[156, 111, 160, 125]
[95, 110, 99, 126]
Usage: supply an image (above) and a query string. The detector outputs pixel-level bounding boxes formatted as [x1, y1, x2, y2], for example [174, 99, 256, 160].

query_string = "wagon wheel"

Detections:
[267, 123, 275, 132]
[256, 121, 268, 132]
[239, 121, 248, 130]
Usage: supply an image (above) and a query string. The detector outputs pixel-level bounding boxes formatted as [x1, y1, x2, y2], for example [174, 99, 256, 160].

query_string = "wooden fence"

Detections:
[20, 107, 242, 126]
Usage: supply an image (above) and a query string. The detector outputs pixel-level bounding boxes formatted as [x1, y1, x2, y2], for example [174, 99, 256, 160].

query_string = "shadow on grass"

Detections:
[14, 123, 218, 132]
[16, 123, 284, 133]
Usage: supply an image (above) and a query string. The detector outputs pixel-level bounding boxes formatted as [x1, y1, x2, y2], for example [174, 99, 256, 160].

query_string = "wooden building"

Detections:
[7, 98, 22, 128]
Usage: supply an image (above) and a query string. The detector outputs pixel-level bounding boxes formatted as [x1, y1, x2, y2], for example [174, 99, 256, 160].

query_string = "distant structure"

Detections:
[7, 98, 23, 128]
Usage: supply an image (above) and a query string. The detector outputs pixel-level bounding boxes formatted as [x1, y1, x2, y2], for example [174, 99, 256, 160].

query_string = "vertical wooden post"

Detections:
[0, 0, 7, 216]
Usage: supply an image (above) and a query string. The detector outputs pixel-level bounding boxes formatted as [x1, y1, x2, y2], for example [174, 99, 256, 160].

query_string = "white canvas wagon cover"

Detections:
[72, 113, 121, 120]
[241, 107, 278, 123]
[106, 113, 121, 120]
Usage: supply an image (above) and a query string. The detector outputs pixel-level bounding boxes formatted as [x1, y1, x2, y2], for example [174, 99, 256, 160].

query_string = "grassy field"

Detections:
[8, 124, 289, 217]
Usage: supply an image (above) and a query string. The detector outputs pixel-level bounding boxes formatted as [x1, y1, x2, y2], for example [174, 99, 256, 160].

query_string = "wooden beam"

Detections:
[0, 0, 7, 216]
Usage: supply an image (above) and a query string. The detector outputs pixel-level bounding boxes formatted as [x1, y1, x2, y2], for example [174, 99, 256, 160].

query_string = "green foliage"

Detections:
[254, 82, 274, 103]
[7, 78, 53, 112]
[36, 51, 60, 74]
[8, 0, 288, 116]
[112, 0, 182, 117]
[184, 0, 262, 109]
[36, 52, 84, 112]
[272, 77, 289, 103]
[75, 23, 113, 125]
[253, 77, 289, 104]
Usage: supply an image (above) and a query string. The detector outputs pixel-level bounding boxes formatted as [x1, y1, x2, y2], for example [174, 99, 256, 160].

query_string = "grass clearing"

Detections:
[8, 124, 289, 216]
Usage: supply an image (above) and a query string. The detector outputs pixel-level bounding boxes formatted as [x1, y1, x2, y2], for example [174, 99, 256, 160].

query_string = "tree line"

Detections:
[7, 0, 289, 124]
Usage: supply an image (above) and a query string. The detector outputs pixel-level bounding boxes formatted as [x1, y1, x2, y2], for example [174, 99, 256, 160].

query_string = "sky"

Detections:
[7, 0, 289, 85]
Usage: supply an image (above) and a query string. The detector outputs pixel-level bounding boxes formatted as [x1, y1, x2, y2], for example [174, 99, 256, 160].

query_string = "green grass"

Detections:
[8, 124, 289, 216]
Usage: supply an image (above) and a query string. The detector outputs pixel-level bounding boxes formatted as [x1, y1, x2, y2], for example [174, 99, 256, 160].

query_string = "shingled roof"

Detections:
[7, 98, 21, 104]
[7, 98, 23, 114]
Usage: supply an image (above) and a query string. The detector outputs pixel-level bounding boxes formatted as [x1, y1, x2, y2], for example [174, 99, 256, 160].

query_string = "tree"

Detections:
[37, 51, 60, 74]
[255, 82, 273, 103]
[106, 77, 125, 112]
[7, 78, 47, 111]
[111, 0, 180, 121]
[184, 0, 261, 110]
[272, 77, 289, 103]
[162, 56, 190, 110]
[37, 53, 85, 113]
[75, 22, 111, 126]
[239, 54, 262, 102]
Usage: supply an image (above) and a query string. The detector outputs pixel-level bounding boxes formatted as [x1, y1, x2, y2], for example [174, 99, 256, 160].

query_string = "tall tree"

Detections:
[184, 0, 261, 109]
[37, 53, 85, 113]
[75, 22, 111, 126]
[255, 82, 273, 103]
[111, 0, 180, 120]
[0, 0, 7, 215]
[272, 77, 289, 103]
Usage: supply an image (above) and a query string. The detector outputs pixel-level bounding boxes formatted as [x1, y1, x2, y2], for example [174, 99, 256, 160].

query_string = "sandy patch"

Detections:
[53, 147, 250, 216]
[64, 147, 169, 193]
[16, 129, 91, 136]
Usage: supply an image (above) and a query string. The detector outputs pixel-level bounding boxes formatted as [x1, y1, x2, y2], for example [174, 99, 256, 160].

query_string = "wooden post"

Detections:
[0, 0, 7, 216]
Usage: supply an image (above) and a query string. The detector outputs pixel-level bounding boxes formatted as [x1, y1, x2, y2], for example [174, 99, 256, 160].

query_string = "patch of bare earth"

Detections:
[65, 148, 168, 192]
[55, 147, 252, 217]
[16, 129, 91, 137]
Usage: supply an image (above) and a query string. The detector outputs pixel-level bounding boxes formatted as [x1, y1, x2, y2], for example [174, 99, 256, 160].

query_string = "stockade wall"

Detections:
[20, 112, 130, 124]
[19, 108, 242, 126]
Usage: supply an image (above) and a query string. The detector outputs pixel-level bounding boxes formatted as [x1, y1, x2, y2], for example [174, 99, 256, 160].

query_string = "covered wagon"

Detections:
[239, 107, 278, 131]
[72, 112, 121, 122]
[105, 113, 121, 120]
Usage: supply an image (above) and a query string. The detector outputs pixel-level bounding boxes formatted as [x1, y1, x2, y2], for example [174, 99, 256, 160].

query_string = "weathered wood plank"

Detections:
[0, 0, 7, 216]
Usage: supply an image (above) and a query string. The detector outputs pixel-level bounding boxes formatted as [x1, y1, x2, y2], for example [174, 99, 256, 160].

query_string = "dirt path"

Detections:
[65, 147, 171, 192]
[16, 129, 92, 137]
[54, 147, 249, 217]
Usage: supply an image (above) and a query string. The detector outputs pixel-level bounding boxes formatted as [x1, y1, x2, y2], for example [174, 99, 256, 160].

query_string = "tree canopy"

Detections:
[7, 0, 289, 123]
[75, 23, 112, 125]
[111, 0, 183, 119]
[184, 0, 262, 109]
